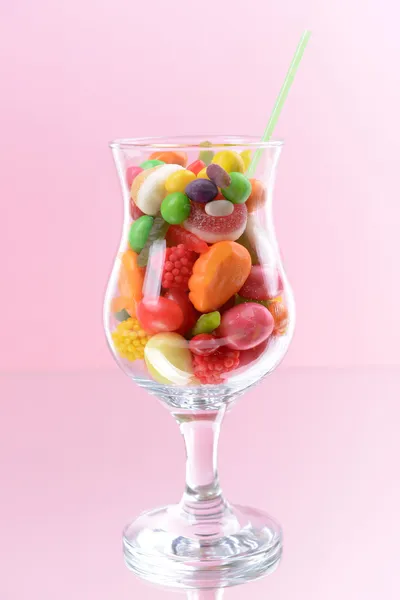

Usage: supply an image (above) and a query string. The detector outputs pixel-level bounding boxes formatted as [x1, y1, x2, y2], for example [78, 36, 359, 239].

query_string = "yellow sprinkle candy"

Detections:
[112, 317, 152, 361]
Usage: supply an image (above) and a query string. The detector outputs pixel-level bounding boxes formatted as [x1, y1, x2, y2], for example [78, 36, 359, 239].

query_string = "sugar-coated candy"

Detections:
[165, 289, 198, 336]
[189, 241, 251, 312]
[128, 215, 154, 253]
[137, 297, 184, 334]
[205, 200, 234, 217]
[148, 151, 188, 167]
[211, 150, 245, 174]
[219, 303, 274, 350]
[192, 346, 240, 384]
[191, 311, 221, 337]
[112, 318, 152, 361]
[185, 178, 218, 204]
[161, 192, 191, 225]
[267, 298, 289, 334]
[246, 179, 266, 213]
[127, 166, 143, 188]
[165, 169, 196, 194]
[161, 244, 197, 291]
[206, 164, 231, 188]
[221, 172, 252, 204]
[239, 265, 284, 301]
[140, 159, 165, 170]
[183, 201, 247, 243]
[187, 160, 206, 175]
[144, 332, 193, 385]
[114, 308, 131, 322]
[131, 164, 184, 216]
[166, 225, 209, 254]
[189, 333, 220, 356]
[240, 150, 252, 171]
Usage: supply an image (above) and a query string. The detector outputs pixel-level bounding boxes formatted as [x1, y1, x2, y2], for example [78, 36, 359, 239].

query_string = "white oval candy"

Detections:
[205, 200, 234, 217]
[136, 164, 184, 215]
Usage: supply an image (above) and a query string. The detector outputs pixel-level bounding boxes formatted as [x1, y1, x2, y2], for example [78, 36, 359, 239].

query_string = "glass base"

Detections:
[123, 502, 282, 589]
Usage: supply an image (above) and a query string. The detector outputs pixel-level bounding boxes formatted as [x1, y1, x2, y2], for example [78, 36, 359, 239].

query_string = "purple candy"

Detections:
[185, 178, 218, 204]
[206, 163, 231, 188]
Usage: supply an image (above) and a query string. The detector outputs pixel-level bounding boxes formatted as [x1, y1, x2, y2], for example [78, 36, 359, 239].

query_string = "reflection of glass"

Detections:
[104, 137, 295, 588]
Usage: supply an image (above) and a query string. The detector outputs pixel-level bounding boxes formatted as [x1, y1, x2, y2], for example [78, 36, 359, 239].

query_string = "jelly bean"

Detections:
[126, 166, 143, 188]
[132, 164, 184, 215]
[206, 163, 231, 188]
[128, 215, 154, 253]
[140, 159, 165, 170]
[144, 332, 193, 385]
[211, 150, 245, 174]
[246, 178, 267, 213]
[205, 200, 234, 217]
[240, 150, 252, 171]
[165, 169, 196, 194]
[165, 289, 198, 336]
[185, 179, 218, 204]
[166, 225, 209, 254]
[197, 167, 210, 179]
[137, 297, 184, 334]
[221, 172, 252, 204]
[115, 308, 131, 322]
[199, 141, 214, 165]
[189, 241, 251, 312]
[187, 159, 206, 175]
[219, 303, 274, 350]
[191, 311, 221, 336]
[149, 151, 188, 167]
[239, 265, 284, 301]
[161, 192, 191, 225]
[189, 333, 220, 356]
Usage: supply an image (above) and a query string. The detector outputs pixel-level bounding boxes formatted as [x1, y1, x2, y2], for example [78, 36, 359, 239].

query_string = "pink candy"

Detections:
[219, 303, 274, 350]
[126, 166, 144, 188]
[239, 265, 283, 301]
[183, 201, 247, 243]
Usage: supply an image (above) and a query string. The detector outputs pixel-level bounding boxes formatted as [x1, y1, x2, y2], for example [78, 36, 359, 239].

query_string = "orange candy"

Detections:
[267, 298, 289, 335]
[116, 250, 145, 316]
[189, 241, 251, 312]
[246, 179, 267, 213]
[148, 151, 188, 168]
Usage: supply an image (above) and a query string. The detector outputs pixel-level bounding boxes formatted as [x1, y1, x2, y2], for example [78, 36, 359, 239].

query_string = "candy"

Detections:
[211, 150, 245, 174]
[244, 214, 278, 266]
[219, 303, 274, 350]
[144, 332, 193, 385]
[127, 166, 143, 188]
[192, 346, 240, 384]
[246, 179, 267, 213]
[137, 297, 184, 334]
[137, 216, 170, 267]
[189, 333, 220, 356]
[140, 159, 165, 170]
[165, 289, 198, 336]
[238, 339, 269, 367]
[236, 231, 259, 265]
[221, 172, 252, 204]
[188, 241, 251, 312]
[131, 164, 184, 216]
[114, 308, 131, 322]
[187, 160, 206, 175]
[148, 151, 188, 167]
[240, 150, 252, 171]
[161, 244, 197, 290]
[161, 192, 191, 225]
[112, 318, 152, 361]
[196, 168, 210, 179]
[118, 250, 145, 315]
[165, 169, 196, 194]
[128, 215, 154, 253]
[191, 311, 221, 337]
[239, 265, 284, 301]
[183, 201, 247, 243]
[206, 164, 231, 188]
[205, 200, 234, 217]
[267, 298, 289, 334]
[185, 179, 218, 204]
[130, 199, 145, 220]
[166, 225, 209, 254]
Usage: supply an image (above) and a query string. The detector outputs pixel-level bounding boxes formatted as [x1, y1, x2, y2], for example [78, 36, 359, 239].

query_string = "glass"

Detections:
[104, 135, 295, 588]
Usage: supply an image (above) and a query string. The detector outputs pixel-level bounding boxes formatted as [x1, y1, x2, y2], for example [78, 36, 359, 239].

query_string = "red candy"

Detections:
[219, 303, 274, 350]
[189, 333, 220, 356]
[166, 225, 209, 254]
[183, 201, 247, 243]
[162, 244, 197, 291]
[165, 289, 198, 336]
[193, 346, 240, 384]
[126, 166, 144, 188]
[130, 198, 145, 220]
[187, 159, 206, 176]
[239, 265, 284, 301]
[137, 297, 183, 334]
[238, 339, 269, 367]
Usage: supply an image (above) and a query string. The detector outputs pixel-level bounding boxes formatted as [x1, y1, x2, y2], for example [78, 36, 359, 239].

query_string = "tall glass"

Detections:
[104, 136, 295, 588]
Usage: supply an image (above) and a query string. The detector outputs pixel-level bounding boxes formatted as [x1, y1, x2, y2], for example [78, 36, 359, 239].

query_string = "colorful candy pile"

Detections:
[110, 147, 289, 386]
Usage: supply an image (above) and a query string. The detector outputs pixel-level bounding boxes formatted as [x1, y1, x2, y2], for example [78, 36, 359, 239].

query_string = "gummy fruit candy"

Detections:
[112, 318, 152, 361]
[137, 297, 184, 334]
[192, 346, 240, 384]
[161, 244, 197, 291]
[183, 201, 247, 243]
[166, 225, 209, 254]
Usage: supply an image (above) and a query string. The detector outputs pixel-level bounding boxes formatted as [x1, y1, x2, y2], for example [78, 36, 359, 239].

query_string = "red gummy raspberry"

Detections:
[189, 333, 220, 356]
[162, 244, 197, 291]
[192, 346, 240, 384]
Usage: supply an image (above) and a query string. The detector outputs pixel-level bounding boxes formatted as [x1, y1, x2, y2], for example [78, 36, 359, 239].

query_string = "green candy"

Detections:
[221, 172, 252, 204]
[161, 192, 191, 225]
[128, 215, 154, 253]
[114, 309, 131, 322]
[137, 216, 169, 267]
[139, 159, 165, 170]
[199, 141, 214, 165]
[191, 311, 221, 337]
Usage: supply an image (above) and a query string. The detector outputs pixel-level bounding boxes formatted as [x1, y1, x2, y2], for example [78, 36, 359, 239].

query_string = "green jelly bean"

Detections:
[221, 172, 252, 204]
[128, 215, 154, 253]
[137, 216, 169, 267]
[161, 192, 191, 225]
[191, 311, 221, 337]
[199, 141, 214, 165]
[140, 159, 165, 170]
[115, 309, 131, 322]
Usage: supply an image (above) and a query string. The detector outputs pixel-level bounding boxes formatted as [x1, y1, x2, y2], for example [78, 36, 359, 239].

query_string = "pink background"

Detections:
[1, 0, 400, 598]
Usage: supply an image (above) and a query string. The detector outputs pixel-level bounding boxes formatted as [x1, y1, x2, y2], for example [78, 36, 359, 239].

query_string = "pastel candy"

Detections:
[205, 200, 234, 217]
[219, 303, 274, 350]
[144, 332, 193, 385]
[132, 164, 184, 216]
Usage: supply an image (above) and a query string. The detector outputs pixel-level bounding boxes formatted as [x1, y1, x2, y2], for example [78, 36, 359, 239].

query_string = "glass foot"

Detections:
[123, 502, 282, 589]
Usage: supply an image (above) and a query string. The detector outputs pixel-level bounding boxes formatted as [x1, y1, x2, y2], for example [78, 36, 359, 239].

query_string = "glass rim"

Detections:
[109, 135, 284, 151]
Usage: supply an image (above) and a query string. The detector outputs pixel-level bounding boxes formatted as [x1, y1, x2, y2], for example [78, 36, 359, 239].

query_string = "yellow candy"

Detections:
[240, 150, 252, 171]
[144, 333, 193, 385]
[197, 167, 210, 180]
[165, 169, 196, 194]
[112, 318, 152, 361]
[211, 150, 245, 174]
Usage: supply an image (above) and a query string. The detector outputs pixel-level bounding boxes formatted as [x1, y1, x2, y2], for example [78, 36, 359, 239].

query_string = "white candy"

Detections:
[205, 200, 234, 217]
[136, 164, 184, 215]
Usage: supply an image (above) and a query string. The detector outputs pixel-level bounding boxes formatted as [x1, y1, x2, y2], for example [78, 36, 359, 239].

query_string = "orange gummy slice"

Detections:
[189, 241, 251, 312]
[114, 250, 145, 316]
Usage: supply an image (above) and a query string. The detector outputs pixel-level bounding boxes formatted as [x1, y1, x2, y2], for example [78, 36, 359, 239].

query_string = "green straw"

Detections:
[247, 30, 311, 178]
